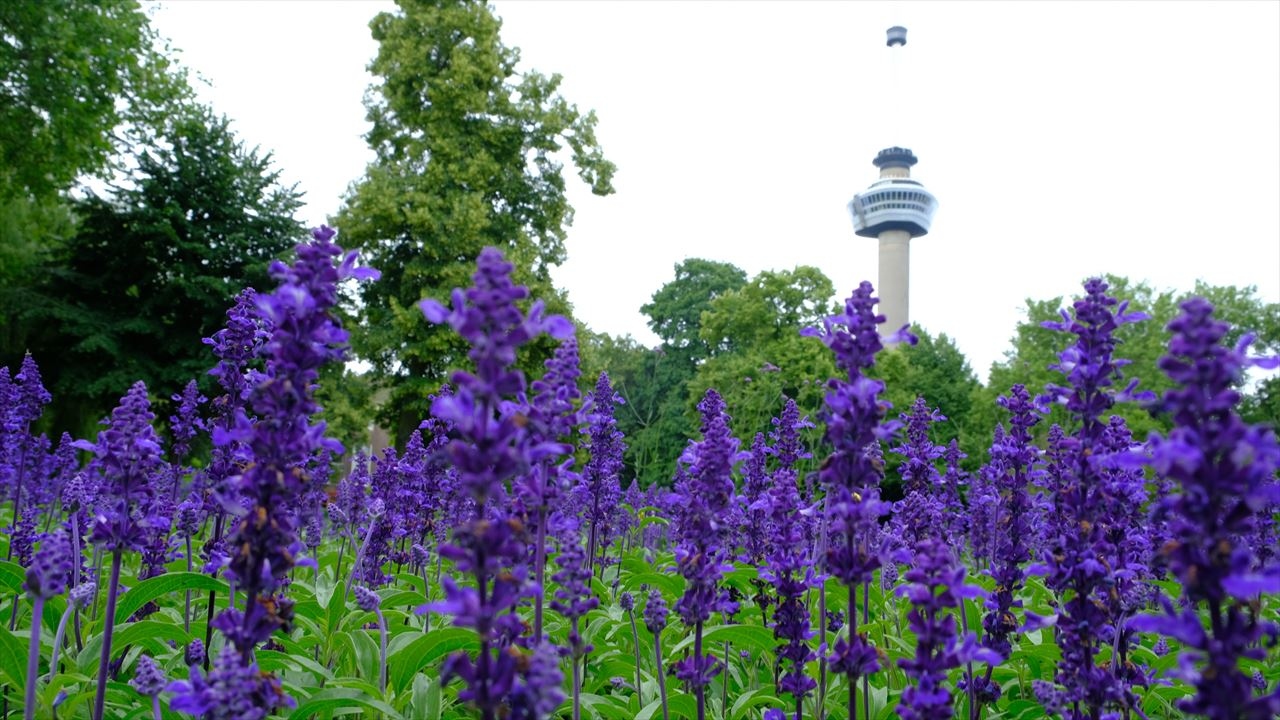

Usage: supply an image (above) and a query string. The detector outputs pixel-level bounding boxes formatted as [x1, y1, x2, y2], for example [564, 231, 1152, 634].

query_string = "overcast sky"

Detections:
[147, 1, 1280, 381]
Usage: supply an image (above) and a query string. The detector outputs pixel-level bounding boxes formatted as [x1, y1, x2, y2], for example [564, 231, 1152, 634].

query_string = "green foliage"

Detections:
[335, 0, 616, 445]
[0, 0, 188, 203]
[578, 329, 697, 487]
[693, 265, 837, 447]
[641, 258, 748, 365]
[315, 365, 378, 456]
[16, 104, 303, 434]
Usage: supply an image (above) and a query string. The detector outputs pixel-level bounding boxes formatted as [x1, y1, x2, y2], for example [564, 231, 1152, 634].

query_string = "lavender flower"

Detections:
[738, 432, 772, 565]
[981, 385, 1041, 662]
[580, 371, 625, 575]
[803, 282, 902, 718]
[167, 646, 288, 720]
[897, 539, 1000, 720]
[1033, 279, 1154, 719]
[172, 226, 375, 717]
[185, 639, 206, 668]
[670, 390, 740, 719]
[759, 399, 819, 715]
[644, 589, 671, 720]
[515, 337, 582, 642]
[551, 514, 598, 720]
[419, 247, 572, 720]
[169, 380, 206, 468]
[1130, 297, 1280, 720]
[130, 654, 167, 696]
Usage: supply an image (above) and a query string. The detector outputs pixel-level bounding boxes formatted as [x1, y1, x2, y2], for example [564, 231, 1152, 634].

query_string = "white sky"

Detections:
[147, 1, 1280, 381]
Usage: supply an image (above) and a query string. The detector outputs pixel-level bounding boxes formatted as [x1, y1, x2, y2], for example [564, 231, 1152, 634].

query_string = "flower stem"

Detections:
[374, 607, 388, 696]
[23, 597, 43, 720]
[91, 550, 123, 720]
[627, 609, 644, 706]
[654, 632, 669, 720]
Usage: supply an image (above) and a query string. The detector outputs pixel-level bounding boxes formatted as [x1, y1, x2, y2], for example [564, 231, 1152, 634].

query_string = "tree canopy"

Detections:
[17, 105, 304, 435]
[335, 0, 616, 443]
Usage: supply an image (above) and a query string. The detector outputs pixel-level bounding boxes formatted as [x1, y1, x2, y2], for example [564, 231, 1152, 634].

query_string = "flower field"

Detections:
[1, 227, 1277, 720]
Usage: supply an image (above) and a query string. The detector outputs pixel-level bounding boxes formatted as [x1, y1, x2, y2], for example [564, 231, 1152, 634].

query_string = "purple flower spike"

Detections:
[418, 247, 575, 719]
[1130, 297, 1280, 720]
[77, 381, 164, 553]
[644, 589, 669, 635]
[167, 646, 291, 720]
[25, 530, 72, 600]
[184, 640, 206, 668]
[896, 538, 1001, 720]
[130, 655, 167, 697]
[354, 586, 381, 613]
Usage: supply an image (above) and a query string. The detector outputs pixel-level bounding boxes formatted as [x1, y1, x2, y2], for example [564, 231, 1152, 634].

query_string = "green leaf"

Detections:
[0, 561, 27, 596]
[622, 572, 684, 598]
[387, 628, 478, 694]
[288, 688, 403, 720]
[113, 572, 228, 625]
[407, 673, 440, 720]
[730, 688, 782, 720]
[667, 625, 776, 662]
[0, 624, 26, 689]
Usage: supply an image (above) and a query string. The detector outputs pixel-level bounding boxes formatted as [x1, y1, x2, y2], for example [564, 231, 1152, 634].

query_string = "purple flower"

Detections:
[1130, 297, 1280, 720]
[896, 539, 1000, 720]
[981, 384, 1042, 662]
[354, 585, 381, 613]
[25, 530, 72, 600]
[168, 380, 206, 466]
[644, 589, 669, 635]
[184, 639, 206, 668]
[1035, 279, 1154, 717]
[418, 247, 572, 719]
[759, 399, 819, 710]
[506, 642, 566, 720]
[76, 382, 164, 553]
[130, 655, 167, 697]
[551, 514, 599, 649]
[167, 646, 291, 720]
[738, 432, 772, 565]
[579, 371, 625, 573]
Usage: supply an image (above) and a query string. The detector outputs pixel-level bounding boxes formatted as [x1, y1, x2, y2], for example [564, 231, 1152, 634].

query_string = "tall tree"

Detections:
[19, 105, 304, 435]
[335, 0, 616, 442]
[1, 0, 191, 357]
[641, 258, 748, 366]
[692, 266, 836, 444]
[0, 0, 185, 202]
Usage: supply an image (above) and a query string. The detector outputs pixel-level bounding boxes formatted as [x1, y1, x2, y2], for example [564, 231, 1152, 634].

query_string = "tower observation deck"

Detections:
[849, 147, 938, 238]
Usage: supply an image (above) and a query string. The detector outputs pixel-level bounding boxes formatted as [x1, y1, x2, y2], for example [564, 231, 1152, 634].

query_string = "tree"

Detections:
[334, 0, 616, 443]
[641, 258, 748, 365]
[692, 266, 837, 444]
[0, 0, 185, 202]
[1, 0, 191, 358]
[18, 105, 304, 435]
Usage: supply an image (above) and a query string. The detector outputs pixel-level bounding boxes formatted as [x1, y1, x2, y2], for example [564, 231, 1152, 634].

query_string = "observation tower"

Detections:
[848, 27, 938, 338]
